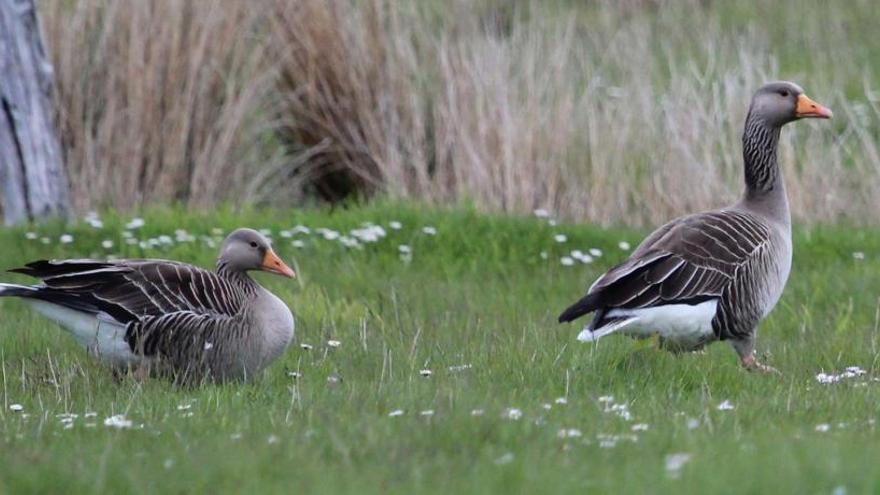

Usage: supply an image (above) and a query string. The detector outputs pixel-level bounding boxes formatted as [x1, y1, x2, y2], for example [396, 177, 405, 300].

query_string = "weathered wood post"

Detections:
[0, 0, 70, 225]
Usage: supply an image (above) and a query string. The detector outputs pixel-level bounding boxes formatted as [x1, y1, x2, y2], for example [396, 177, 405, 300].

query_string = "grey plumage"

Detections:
[559, 81, 832, 371]
[1, 228, 296, 383]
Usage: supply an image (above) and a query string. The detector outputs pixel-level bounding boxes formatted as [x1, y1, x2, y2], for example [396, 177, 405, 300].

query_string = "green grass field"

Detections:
[1, 204, 879, 493]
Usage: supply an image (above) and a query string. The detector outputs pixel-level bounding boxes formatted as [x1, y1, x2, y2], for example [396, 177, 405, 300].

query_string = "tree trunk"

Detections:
[0, 0, 70, 225]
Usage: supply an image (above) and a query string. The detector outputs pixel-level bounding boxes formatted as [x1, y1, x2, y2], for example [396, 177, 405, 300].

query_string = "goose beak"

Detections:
[796, 94, 833, 119]
[261, 249, 296, 278]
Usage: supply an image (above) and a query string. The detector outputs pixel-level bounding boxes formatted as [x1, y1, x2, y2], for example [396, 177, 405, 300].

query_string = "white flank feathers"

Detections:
[578, 300, 718, 348]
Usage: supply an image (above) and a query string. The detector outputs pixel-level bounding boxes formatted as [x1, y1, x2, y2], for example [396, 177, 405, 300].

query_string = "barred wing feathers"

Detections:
[558, 210, 771, 333]
[10, 259, 246, 322]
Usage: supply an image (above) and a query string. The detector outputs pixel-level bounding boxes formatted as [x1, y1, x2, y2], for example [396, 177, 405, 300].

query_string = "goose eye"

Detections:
[779, 90, 789, 97]
[249, 241, 258, 248]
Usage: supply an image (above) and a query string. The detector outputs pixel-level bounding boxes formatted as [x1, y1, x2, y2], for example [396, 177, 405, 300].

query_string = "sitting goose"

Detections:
[558, 81, 832, 372]
[0, 228, 296, 383]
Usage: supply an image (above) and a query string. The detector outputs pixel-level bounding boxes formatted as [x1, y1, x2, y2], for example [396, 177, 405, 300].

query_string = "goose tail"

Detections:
[576, 316, 638, 342]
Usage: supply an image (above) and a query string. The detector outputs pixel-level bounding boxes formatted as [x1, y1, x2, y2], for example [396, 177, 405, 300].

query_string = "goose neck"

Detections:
[740, 114, 789, 224]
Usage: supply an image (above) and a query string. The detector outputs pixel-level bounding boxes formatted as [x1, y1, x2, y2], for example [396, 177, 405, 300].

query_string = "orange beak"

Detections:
[796, 94, 833, 119]
[261, 249, 296, 278]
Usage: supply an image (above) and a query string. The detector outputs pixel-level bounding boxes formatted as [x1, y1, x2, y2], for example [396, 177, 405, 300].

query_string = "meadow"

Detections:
[1, 204, 879, 493]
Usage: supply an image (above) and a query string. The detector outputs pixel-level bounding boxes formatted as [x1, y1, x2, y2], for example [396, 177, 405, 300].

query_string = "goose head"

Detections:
[748, 81, 832, 127]
[219, 228, 296, 278]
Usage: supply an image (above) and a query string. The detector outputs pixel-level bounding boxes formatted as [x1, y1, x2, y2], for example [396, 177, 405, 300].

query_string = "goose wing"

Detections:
[9, 259, 246, 324]
[558, 210, 770, 326]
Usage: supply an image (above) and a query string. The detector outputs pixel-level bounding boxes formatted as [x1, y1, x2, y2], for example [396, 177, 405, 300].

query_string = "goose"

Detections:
[558, 81, 832, 372]
[0, 228, 296, 383]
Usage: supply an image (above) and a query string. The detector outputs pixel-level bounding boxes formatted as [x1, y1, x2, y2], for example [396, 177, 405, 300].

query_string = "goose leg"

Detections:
[740, 352, 780, 374]
[133, 362, 152, 381]
[732, 337, 780, 374]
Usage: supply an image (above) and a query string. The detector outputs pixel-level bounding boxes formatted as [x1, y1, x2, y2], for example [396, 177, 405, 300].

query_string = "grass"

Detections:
[0, 203, 879, 493]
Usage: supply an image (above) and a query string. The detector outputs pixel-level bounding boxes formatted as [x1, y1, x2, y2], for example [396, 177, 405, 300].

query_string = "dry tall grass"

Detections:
[42, 0, 279, 211]
[36, 0, 880, 225]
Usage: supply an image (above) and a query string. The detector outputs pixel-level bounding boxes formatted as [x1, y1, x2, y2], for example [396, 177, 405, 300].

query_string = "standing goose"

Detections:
[0, 228, 296, 383]
[558, 81, 832, 372]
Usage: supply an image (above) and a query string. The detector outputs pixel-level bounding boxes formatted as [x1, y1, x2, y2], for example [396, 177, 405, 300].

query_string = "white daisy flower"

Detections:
[351, 225, 386, 243]
[618, 241, 631, 251]
[554, 234, 567, 243]
[571, 250, 594, 264]
[608, 403, 632, 421]
[422, 226, 437, 236]
[104, 415, 133, 429]
[175, 229, 195, 242]
[388, 409, 404, 417]
[389, 221, 403, 230]
[126, 218, 145, 230]
[557, 428, 582, 439]
[503, 408, 523, 420]
[339, 236, 360, 249]
[327, 340, 341, 348]
[59, 234, 74, 244]
[665, 453, 692, 479]
[717, 400, 735, 411]
[87, 219, 104, 229]
[318, 228, 340, 240]
[560, 256, 575, 266]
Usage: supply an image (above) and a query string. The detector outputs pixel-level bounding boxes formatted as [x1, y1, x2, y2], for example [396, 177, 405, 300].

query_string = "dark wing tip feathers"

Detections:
[8, 259, 115, 278]
[7, 260, 51, 276]
[558, 293, 599, 323]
